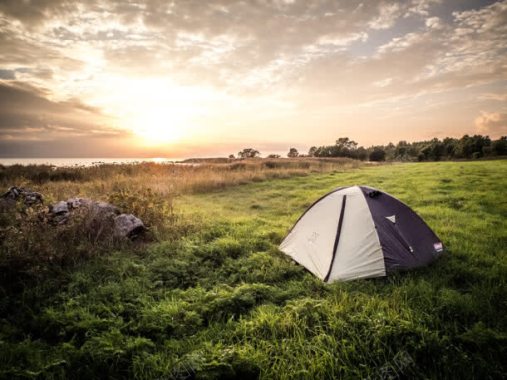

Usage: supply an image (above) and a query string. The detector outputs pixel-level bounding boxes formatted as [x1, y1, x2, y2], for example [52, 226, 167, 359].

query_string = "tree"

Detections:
[267, 154, 281, 158]
[356, 147, 368, 161]
[369, 147, 386, 162]
[395, 141, 410, 160]
[333, 137, 358, 158]
[336, 137, 358, 151]
[455, 135, 491, 158]
[287, 148, 299, 158]
[418, 139, 445, 161]
[492, 136, 507, 156]
[442, 137, 458, 158]
[308, 146, 317, 157]
[237, 148, 260, 159]
[228, 154, 235, 159]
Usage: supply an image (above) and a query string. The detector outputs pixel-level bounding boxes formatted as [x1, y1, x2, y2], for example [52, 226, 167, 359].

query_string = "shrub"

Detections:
[109, 187, 175, 238]
[0, 200, 128, 291]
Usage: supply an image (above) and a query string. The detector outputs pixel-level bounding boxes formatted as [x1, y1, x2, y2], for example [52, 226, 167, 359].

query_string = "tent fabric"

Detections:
[280, 185, 443, 282]
[279, 190, 344, 279]
[326, 186, 385, 282]
[360, 186, 442, 273]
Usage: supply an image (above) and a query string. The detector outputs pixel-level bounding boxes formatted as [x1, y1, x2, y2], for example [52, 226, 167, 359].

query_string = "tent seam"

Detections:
[324, 194, 347, 282]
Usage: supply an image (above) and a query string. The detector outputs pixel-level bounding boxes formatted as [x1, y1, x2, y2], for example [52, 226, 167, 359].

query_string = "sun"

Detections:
[96, 77, 214, 146]
[128, 106, 186, 145]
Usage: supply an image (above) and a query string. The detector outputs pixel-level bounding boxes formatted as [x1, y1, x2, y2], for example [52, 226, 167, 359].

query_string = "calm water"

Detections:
[0, 158, 183, 167]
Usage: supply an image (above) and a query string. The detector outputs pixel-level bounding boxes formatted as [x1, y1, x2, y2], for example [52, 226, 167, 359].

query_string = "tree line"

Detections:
[235, 135, 506, 161]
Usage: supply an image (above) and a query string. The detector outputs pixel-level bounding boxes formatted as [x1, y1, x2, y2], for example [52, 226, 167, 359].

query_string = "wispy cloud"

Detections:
[475, 111, 507, 134]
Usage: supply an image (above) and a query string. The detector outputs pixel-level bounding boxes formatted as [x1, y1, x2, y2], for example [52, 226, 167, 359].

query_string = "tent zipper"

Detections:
[391, 223, 414, 254]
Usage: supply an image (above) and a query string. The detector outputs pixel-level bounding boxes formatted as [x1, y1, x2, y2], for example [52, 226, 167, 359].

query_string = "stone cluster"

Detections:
[1, 187, 145, 239]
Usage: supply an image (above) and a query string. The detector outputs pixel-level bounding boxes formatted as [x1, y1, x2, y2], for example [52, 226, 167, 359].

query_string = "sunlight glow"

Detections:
[127, 106, 186, 145]
[94, 76, 218, 146]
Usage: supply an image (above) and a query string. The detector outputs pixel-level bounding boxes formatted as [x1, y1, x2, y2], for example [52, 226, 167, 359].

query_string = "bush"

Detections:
[109, 187, 175, 237]
[0, 204, 122, 290]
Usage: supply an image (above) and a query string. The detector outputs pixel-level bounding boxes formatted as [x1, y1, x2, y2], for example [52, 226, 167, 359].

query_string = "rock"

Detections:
[49, 201, 70, 224]
[1, 186, 22, 200]
[1, 186, 147, 240]
[51, 201, 69, 214]
[1, 186, 44, 206]
[2, 186, 146, 241]
[66, 197, 92, 209]
[24, 191, 44, 206]
[114, 214, 145, 239]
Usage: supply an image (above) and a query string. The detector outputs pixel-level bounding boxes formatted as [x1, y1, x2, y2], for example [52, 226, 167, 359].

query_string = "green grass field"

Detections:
[1, 160, 506, 379]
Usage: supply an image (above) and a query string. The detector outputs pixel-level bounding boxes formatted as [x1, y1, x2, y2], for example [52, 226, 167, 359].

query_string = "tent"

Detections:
[279, 186, 444, 282]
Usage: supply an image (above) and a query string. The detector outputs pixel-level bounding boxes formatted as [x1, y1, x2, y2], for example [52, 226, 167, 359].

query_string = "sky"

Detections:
[0, 0, 506, 158]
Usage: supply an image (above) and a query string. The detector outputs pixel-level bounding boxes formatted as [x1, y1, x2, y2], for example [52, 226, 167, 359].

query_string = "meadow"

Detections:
[0, 159, 506, 379]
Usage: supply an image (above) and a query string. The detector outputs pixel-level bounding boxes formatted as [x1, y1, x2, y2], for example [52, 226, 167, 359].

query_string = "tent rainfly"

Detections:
[279, 186, 444, 282]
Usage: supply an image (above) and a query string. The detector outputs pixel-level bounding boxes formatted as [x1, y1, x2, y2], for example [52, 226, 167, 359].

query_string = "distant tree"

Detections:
[307, 134, 499, 162]
[369, 147, 386, 162]
[395, 140, 411, 160]
[228, 154, 235, 159]
[312, 137, 359, 158]
[267, 154, 281, 158]
[384, 142, 396, 160]
[313, 146, 332, 157]
[455, 135, 491, 158]
[356, 147, 368, 161]
[442, 137, 458, 158]
[419, 138, 445, 161]
[455, 135, 471, 158]
[492, 136, 507, 155]
[334, 137, 358, 158]
[237, 148, 260, 159]
[287, 148, 299, 158]
[336, 137, 358, 151]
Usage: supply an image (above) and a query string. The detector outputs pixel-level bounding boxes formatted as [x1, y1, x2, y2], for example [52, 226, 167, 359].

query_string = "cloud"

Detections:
[0, 0, 71, 25]
[0, 69, 16, 79]
[475, 111, 507, 135]
[479, 92, 507, 102]
[0, 81, 123, 141]
[0, 0, 506, 155]
[301, 0, 507, 106]
[425, 16, 442, 29]
[377, 32, 427, 54]
[368, 2, 402, 30]
[405, 0, 441, 17]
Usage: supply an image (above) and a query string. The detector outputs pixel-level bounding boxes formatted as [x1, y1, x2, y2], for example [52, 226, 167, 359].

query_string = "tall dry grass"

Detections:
[0, 157, 361, 202]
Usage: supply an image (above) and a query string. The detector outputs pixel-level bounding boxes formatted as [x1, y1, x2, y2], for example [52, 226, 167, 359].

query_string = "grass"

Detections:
[0, 158, 360, 202]
[0, 160, 506, 379]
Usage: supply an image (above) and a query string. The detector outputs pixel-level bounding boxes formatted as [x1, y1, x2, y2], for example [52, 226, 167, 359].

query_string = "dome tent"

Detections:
[279, 186, 444, 282]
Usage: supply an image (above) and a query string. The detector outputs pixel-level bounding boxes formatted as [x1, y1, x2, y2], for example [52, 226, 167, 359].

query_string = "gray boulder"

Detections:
[49, 201, 70, 224]
[51, 201, 69, 214]
[114, 214, 145, 238]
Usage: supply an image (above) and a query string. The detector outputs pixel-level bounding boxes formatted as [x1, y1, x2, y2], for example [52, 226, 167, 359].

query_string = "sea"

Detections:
[0, 158, 183, 167]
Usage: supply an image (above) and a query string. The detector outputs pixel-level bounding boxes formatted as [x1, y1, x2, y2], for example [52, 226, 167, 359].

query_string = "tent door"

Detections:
[388, 222, 414, 253]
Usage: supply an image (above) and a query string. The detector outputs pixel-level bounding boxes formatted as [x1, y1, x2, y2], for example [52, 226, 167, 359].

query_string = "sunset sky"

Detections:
[0, 0, 506, 158]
